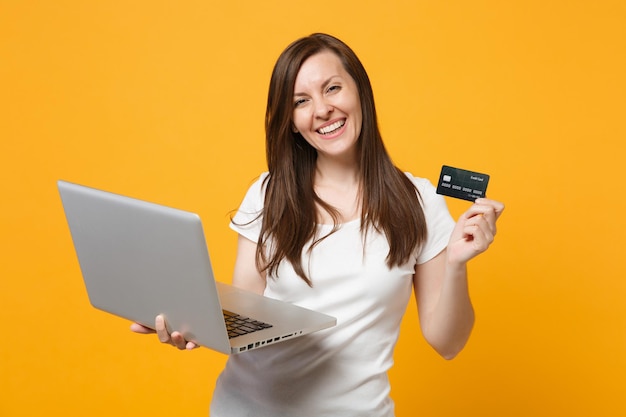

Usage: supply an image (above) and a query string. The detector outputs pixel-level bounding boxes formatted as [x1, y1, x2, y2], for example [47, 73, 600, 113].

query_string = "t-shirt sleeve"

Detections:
[407, 173, 456, 264]
[229, 173, 268, 243]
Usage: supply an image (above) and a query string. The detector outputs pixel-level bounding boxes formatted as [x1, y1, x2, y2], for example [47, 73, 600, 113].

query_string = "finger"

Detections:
[467, 204, 495, 219]
[465, 211, 495, 241]
[170, 331, 188, 350]
[467, 202, 501, 235]
[475, 198, 505, 219]
[463, 211, 491, 235]
[130, 322, 155, 334]
[478, 210, 497, 236]
[463, 222, 493, 253]
[186, 341, 199, 350]
[155, 315, 171, 344]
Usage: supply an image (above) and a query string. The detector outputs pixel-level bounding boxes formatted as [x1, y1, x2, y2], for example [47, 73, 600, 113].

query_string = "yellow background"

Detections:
[2, 1, 625, 416]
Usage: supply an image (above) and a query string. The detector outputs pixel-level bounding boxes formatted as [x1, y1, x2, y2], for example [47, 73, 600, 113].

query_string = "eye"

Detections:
[294, 97, 307, 108]
[327, 85, 341, 94]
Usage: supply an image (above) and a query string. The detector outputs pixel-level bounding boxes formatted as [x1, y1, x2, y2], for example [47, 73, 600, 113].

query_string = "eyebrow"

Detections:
[293, 75, 341, 97]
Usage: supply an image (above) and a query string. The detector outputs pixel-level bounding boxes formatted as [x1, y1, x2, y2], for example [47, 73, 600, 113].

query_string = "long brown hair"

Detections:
[259, 33, 426, 286]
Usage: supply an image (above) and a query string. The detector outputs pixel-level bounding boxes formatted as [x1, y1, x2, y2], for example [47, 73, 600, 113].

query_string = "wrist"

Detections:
[444, 254, 468, 277]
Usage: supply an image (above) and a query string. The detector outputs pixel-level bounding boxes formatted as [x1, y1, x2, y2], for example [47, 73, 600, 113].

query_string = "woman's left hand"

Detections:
[446, 198, 505, 265]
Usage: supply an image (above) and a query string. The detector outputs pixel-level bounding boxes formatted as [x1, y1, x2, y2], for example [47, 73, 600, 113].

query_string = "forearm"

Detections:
[417, 198, 503, 359]
[420, 260, 475, 360]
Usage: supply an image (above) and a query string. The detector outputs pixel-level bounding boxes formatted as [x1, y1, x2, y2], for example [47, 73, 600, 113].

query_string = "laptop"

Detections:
[57, 180, 336, 354]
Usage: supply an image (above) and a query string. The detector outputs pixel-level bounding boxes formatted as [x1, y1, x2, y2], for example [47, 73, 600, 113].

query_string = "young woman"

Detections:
[133, 33, 504, 416]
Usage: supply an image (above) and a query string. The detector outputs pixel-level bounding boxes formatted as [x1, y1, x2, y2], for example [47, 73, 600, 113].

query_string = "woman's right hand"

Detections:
[130, 315, 198, 350]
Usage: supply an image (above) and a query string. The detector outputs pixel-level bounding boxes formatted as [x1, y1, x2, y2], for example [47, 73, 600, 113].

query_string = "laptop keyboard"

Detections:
[223, 310, 273, 339]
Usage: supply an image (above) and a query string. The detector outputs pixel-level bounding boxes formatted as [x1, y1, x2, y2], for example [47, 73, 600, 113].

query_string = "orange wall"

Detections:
[1, 1, 625, 416]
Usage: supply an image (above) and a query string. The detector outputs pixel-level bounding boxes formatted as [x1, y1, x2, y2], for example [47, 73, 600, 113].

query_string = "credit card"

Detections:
[436, 165, 490, 201]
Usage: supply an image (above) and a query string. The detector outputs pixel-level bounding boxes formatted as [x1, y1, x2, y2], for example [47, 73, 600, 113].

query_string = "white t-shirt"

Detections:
[210, 172, 455, 417]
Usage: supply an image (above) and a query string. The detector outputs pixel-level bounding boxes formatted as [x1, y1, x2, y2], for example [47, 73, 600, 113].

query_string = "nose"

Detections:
[313, 98, 333, 119]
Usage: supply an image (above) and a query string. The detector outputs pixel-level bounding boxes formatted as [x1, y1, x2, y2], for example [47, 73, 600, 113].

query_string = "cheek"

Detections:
[292, 111, 308, 133]
[353, 103, 363, 135]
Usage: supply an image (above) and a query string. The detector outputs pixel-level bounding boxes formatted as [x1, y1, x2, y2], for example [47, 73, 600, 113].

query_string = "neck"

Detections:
[313, 154, 362, 224]
[313, 153, 359, 188]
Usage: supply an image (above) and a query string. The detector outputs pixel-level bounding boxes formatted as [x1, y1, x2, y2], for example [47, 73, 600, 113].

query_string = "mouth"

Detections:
[317, 119, 346, 135]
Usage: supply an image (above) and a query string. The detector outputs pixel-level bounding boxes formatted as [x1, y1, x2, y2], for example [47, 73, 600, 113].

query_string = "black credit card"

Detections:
[436, 165, 490, 201]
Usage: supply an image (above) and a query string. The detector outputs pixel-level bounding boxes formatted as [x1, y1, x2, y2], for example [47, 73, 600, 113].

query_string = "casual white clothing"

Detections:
[210, 172, 455, 417]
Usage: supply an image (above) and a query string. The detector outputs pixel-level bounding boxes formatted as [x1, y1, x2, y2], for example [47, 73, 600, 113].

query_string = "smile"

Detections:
[317, 120, 345, 135]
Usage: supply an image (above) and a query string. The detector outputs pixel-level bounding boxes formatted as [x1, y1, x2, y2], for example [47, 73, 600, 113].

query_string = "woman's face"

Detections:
[292, 51, 362, 162]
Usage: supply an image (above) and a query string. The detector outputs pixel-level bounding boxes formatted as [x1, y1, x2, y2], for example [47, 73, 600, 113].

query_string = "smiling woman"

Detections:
[132, 33, 504, 417]
[260, 33, 436, 287]
[291, 51, 365, 224]
[3, 1, 626, 416]
[292, 51, 363, 163]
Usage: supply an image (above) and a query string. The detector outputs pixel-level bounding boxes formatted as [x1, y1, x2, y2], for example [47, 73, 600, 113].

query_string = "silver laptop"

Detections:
[57, 180, 336, 354]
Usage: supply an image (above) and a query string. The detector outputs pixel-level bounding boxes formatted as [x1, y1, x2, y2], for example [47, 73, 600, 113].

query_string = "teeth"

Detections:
[318, 120, 345, 135]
